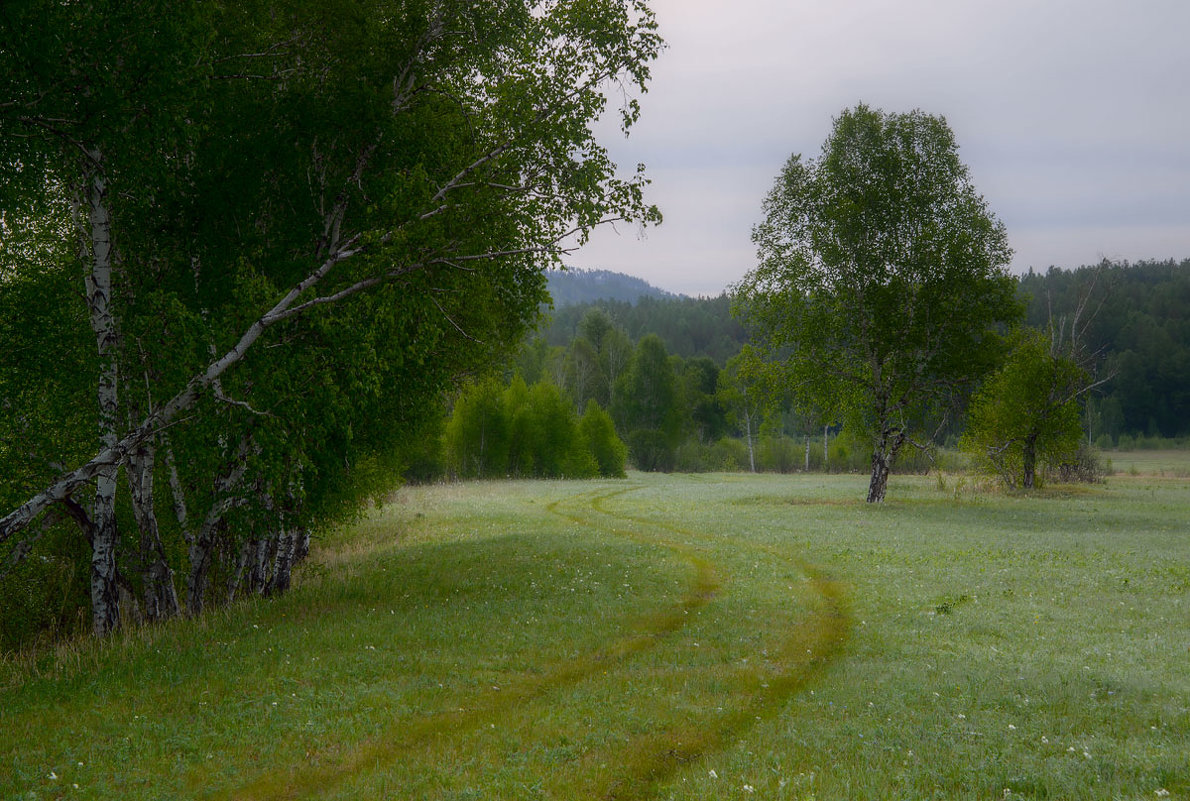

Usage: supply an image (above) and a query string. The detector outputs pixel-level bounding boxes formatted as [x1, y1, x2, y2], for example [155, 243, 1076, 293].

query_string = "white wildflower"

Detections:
[743, 785, 754, 793]
[709, 769, 718, 779]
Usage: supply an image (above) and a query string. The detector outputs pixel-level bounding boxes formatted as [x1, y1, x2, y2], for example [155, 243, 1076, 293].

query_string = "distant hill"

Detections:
[547, 268, 679, 307]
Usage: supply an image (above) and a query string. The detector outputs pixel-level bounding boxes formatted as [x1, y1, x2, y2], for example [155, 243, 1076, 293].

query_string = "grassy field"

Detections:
[3, 469, 1187, 800]
[1107, 449, 1190, 478]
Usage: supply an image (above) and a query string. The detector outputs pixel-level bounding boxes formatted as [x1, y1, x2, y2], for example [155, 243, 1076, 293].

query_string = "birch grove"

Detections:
[0, 0, 662, 642]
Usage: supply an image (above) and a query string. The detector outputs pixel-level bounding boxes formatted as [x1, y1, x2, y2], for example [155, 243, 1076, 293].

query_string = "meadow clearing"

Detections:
[2, 463, 1187, 800]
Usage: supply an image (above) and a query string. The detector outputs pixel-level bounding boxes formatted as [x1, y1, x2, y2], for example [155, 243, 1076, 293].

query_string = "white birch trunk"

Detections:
[0, 239, 362, 545]
[867, 429, 906, 503]
[83, 156, 122, 636]
[744, 407, 756, 473]
[268, 530, 296, 595]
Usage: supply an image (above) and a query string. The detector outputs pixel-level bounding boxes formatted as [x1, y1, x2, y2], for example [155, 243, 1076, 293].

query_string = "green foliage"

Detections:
[579, 401, 628, 478]
[735, 104, 1020, 501]
[445, 378, 510, 479]
[543, 293, 748, 364]
[625, 429, 676, 472]
[0, 524, 89, 651]
[1, 0, 664, 641]
[1019, 259, 1190, 438]
[962, 328, 1088, 488]
[444, 378, 624, 480]
[613, 334, 684, 471]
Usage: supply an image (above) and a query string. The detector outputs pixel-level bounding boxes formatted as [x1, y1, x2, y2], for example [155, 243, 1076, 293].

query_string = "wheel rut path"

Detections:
[215, 483, 851, 801]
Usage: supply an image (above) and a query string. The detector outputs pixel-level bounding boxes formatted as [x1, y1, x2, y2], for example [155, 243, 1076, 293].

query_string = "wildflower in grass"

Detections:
[743, 785, 755, 793]
[709, 769, 718, 779]
[1156, 789, 1170, 797]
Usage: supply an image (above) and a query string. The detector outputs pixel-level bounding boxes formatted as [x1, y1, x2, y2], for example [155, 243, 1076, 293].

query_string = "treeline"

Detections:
[1020, 259, 1190, 441]
[435, 307, 926, 479]
[542, 294, 749, 364]
[443, 378, 627, 480]
[535, 259, 1190, 445]
[432, 259, 1190, 489]
[545, 268, 676, 307]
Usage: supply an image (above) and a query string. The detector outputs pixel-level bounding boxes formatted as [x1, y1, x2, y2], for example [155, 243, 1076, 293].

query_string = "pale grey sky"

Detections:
[570, 0, 1190, 296]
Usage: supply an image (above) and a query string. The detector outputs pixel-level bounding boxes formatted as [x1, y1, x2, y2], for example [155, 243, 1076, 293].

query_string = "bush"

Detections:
[0, 524, 90, 652]
[579, 401, 627, 478]
[673, 439, 748, 473]
[757, 435, 799, 473]
[627, 429, 676, 472]
[711, 438, 749, 471]
[1049, 443, 1107, 484]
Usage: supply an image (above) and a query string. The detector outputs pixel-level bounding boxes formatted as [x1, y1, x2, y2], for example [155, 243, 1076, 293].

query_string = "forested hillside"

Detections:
[1020, 259, 1190, 440]
[532, 260, 1190, 442]
[541, 294, 749, 363]
[546, 267, 677, 307]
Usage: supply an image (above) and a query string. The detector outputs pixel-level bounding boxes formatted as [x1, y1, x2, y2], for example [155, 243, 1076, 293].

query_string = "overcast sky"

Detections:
[567, 0, 1190, 296]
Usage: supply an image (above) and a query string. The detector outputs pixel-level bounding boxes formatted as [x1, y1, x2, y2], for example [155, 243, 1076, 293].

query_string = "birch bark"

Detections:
[82, 155, 123, 636]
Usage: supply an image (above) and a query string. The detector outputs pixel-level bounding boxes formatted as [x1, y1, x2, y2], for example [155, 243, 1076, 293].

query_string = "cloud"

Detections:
[574, 0, 1190, 293]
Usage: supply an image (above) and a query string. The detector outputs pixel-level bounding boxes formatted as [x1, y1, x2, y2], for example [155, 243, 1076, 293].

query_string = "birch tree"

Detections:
[734, 105, 1019, 502]
[0, 0, 663, 636]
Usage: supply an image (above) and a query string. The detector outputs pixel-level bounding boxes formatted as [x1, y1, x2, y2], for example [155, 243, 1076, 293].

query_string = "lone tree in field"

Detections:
[961, 327, 1088, 489]
[963, 268, 1114, 489]
[734, 104, 1020, 502]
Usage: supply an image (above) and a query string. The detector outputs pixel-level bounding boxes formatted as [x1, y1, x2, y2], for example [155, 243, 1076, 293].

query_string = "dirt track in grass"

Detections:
[215, 483, 850, 801]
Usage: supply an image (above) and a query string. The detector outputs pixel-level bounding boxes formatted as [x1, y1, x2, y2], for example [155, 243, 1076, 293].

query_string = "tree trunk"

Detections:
[1022, 433, 1038, 490]
[804, 434, 811, 472]
[186, 498, 238, 616]
[127, 443, 180, 621]
[268, 530, 296, 595]
[248, 537, 273, 596]
[293, 529, 311, 564]
[823, 425, 829, 470]
[744, 408, 756, 473]
[84, 155, 122, 636]
[867, 429, 906, 503]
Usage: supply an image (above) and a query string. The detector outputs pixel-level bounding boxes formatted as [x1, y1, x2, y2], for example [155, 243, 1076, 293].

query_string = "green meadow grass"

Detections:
[2, 472, 1187, 800]
[1108, 449, 1190, 478]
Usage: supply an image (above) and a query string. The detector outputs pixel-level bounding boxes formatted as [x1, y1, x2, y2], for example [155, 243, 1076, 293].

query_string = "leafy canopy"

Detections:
[735, 104, 1020, 499]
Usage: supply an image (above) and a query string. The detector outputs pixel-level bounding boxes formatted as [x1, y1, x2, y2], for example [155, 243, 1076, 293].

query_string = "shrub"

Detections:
[757, 435, 799, 473]
[627, 429, 676, 472]
[1049, 443, 1107, 484]
[710, 438, 749, 471]
[579, 401, 627, 478]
